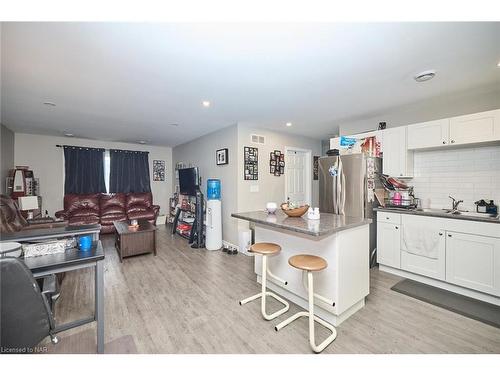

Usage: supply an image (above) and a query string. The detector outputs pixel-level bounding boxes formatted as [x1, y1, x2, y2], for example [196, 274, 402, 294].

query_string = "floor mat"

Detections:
[391, 279, 500, 329]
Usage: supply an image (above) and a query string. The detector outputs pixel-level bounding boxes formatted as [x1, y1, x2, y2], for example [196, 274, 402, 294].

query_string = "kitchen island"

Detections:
[232, 210, 372, 326]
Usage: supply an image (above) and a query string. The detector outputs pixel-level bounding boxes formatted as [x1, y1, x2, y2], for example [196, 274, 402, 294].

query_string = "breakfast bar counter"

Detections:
[232, 210, 372, 326]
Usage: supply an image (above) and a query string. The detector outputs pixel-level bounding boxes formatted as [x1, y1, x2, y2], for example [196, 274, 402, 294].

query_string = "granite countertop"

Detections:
[375, 207, 500, 224]
[232, 210, 371, 237]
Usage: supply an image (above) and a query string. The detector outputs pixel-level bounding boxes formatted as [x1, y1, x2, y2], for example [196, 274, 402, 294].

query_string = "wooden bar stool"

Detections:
[239, 242, 289, 320]
[275, 254, 337, 353]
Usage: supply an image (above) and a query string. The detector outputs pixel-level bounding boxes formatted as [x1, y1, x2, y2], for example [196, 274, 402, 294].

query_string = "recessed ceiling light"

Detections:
[286, 122, 292, 127]
[138, 140, 147, 144]
[202, 101, 210, 108]
[414, 70, 436, 82]
[497, 61, 500, 67]
[169, 123, 179, 127]
[63, 132, 74, 137]
[43, 101, 56, 106]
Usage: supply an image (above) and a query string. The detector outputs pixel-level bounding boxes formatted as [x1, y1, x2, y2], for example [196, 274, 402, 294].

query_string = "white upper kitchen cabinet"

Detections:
[449, 109, 500, 145]
[381, 126, 413, 178]
[407, 119, 450, 149]
[446, 231, 500, 297]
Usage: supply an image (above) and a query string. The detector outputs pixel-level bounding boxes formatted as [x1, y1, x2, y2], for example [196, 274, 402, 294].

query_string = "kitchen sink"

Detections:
[414, 208, 499, 220]
[449, 211, 499, 219]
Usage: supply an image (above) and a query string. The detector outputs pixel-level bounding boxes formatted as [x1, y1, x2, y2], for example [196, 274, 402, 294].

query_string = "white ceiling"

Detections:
[1, 22, 499, 146]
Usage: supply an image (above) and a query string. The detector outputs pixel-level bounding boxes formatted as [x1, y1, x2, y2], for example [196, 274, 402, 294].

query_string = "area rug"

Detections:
[391, 278, 500, 329]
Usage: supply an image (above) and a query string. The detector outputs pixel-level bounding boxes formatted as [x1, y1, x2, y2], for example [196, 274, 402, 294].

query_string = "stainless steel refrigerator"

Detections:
[319, 154, 382, 267]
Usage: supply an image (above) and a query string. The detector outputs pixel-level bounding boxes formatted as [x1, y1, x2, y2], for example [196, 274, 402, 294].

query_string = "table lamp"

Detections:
[18, 196, 39, 219]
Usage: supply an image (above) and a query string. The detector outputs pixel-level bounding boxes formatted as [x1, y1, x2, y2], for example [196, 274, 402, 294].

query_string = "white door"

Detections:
[376, 222, 401, 268]
[407, 119, 450, 149]
[446, 231, 500, 296]
[449, 109, 500, 145]
[286, 149, 309, 205]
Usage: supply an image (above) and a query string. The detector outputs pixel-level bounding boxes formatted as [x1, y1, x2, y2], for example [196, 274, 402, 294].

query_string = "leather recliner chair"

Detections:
[0, 195, 67, 234]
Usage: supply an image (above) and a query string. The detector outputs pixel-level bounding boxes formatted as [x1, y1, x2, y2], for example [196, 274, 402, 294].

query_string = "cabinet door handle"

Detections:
[386, 217, 390, 220]
[442, 141, 446, 144]
[451, 140, 455, 144]
[439, 232, 443, 236]
[448, 234, 452, 237]
[395, 226, 399, 229]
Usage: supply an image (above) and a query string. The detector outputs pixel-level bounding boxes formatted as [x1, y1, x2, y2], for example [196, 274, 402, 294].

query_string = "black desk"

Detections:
[23, 241, 105, 353]
[1, 224, 105, 354]
[0, 224, 101, 242]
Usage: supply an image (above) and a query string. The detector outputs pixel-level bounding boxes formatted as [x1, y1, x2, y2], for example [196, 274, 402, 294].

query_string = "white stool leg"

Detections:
[275, 271, 337, 353]
[239, 254, 289, 321]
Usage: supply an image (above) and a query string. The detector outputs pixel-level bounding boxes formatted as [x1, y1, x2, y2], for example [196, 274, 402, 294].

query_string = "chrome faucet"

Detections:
[449, 196, 463, 212]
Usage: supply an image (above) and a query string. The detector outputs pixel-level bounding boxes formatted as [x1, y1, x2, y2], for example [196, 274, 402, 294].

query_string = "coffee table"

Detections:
[114, 220, 157, 262]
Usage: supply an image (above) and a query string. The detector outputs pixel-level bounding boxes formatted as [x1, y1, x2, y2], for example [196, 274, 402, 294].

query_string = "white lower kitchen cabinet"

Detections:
[377, 210, 500, 303]
[445, 231, 500, 296]
[376, 222, 401, 268]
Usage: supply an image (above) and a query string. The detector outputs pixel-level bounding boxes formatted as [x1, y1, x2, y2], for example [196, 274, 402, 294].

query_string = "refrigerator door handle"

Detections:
[340, 172, 346, 215]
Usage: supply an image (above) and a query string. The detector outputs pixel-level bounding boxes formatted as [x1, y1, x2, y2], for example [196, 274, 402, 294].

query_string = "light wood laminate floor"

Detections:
[44, 225, 500, 353]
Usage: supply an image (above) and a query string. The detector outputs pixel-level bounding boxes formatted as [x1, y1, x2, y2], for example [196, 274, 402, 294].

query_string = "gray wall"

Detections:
[339, 83, 500, 135]
[237, 123, 322, 214]
[172, 124, 239, 245]
[14, 133, 172, 216]
[1, 124, 15, 194]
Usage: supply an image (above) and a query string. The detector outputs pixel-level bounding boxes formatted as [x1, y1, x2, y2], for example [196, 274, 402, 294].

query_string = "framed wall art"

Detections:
[216, 148, 229, 165]
[313, 156, 319, 180]
[244, 146, 258, 180]
[153, 160, 166, 181]
[270, 150, 285, 176]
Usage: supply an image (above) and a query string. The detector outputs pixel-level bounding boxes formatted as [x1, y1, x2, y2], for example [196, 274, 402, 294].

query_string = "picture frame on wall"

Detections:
[153, 160, 166, 181]
[269, 150, 285, 176]
[244, 146, 259, 180]
[313, 156, 320, 180]
[216, 148, 229, 165]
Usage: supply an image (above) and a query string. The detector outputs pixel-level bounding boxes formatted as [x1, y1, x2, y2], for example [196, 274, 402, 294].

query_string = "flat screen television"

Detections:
[178, 167, 199, 196]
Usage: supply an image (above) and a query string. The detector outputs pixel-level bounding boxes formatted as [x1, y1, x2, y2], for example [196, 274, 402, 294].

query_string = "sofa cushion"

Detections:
[126, 192, 153, 213]
[68, 215, 100, 226]
[100, 193, 126, 216]
[64, 194, 100, 217]
[100, 213, 127, 226]
[127, 209, 155, 221]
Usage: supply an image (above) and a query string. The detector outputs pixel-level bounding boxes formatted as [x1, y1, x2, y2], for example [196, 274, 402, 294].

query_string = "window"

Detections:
[104, 150, 111, 193]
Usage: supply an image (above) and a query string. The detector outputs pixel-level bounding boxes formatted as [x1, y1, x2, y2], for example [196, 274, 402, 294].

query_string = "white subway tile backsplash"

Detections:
[412, 145, 500, 212]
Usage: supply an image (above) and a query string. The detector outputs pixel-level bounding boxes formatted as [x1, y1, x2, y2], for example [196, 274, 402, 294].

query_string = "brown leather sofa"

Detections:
[55, 192, 160, 234]
[0, 195, 67, 234]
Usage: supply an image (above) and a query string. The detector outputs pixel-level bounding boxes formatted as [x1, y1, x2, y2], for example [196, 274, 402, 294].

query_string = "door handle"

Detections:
[439, 232, 443, 236]
[447, 234, 452, 237]
[395, 226, 399, 229]
[442, 141, 446, 144]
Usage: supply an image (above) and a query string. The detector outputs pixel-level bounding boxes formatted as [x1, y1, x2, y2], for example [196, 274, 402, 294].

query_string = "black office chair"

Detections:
[0, 257, 58, 351]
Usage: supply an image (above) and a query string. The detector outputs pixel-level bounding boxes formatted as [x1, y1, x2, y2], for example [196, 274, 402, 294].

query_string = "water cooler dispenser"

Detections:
[206, 179, 222, 250]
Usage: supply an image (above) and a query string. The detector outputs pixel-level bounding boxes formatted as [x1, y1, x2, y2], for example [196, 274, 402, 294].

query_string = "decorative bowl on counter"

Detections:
[280, 203, 309, 217]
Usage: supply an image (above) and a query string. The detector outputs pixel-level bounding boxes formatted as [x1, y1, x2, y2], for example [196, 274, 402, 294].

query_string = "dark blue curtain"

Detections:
[63, 146, 106, 194]
[109, 150, 151, 193]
